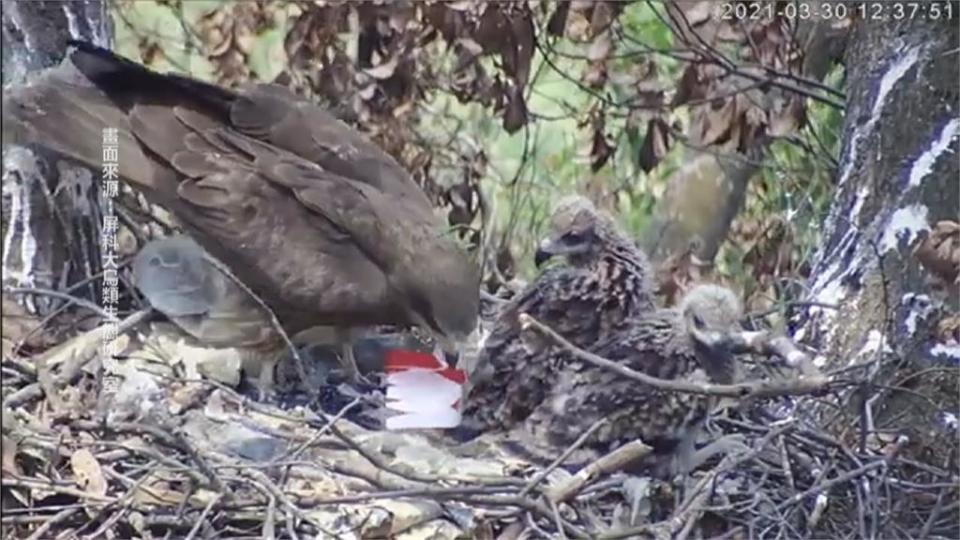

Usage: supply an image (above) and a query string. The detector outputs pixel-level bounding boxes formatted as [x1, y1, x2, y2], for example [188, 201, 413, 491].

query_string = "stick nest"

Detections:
[1, 309, 957, 539]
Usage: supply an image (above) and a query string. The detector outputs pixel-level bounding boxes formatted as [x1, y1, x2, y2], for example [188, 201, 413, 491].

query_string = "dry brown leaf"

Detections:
[768, 97, 808, 137]
[655, 239, 705, 305]
[637, 118, 671, 173]
[70, 448, 108, 498]
[565, 3, 593, 41]
[936, 315, 960, 344]
[697, 99, 736, 147]
[502, 86, 527, 134]
[546, 1, 571, 36]
[589, 122, 614, 172]
[589, 1, 621, 37]
[587, 29, 612, 62]
[1, 435, 20, 476]
[915, 220, 960, 283]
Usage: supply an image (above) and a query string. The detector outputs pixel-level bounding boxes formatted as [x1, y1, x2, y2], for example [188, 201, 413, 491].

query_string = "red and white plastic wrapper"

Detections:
[384, 347, 466, 430]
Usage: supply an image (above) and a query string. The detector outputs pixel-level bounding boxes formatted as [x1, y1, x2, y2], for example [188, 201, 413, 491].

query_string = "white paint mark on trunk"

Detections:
[902, 293, 934, 336]
[880, 204, 930, 253]
[1, 179, 23, 279]
[872, 46, 920, 118]
[908, 118, 959, 188]
[836, 46, 921, 190]
[62, 3, 81, 39]
[806, 232, 864, 343]
[930, 342, 960, 362]
[814, 269, 847, 306]
[811, 231, 861, 306]
[836, 128, 862, 189]
[6, 2, 35, 53]
[849, 185, 870, 223]
[1, 148, 41, 292]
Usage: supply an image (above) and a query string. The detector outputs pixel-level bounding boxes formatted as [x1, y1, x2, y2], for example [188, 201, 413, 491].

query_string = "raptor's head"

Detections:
[680, 284, 742, 383]
[535, 196, 619, 268]
[401, 231, 481, 361]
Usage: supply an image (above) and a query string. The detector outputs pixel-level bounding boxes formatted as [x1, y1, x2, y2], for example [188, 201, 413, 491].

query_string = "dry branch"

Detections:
[546, 440, 652, 504]
[519, 313, 838, 399]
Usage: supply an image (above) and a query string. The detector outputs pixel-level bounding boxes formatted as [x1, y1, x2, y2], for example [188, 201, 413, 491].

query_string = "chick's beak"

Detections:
[534, 238, 557, 268]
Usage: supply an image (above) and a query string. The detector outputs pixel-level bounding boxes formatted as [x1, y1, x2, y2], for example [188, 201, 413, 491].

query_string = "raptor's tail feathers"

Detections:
[66, 39, 235, 116]
[2, 61, 155, 188]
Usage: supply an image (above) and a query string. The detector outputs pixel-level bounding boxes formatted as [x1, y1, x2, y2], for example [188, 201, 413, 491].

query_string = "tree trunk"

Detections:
[797, 14, 958, 365]
[794, 6, 958, 511]
[641, 14, 848, 264]
[1, 1, 111, 313]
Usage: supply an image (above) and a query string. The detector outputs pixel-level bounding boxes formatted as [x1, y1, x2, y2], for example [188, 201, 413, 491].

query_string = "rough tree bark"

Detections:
[1, 1, 111, 312]
[794, 10, 958, 462]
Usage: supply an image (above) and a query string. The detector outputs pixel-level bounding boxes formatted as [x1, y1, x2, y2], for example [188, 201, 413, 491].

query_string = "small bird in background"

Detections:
[133, 236, 284, 398]
[461, 196, 656, 435]
[518, 284, 744, 474]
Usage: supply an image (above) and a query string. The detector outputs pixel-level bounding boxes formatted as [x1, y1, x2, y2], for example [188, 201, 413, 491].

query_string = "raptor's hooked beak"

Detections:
[439, 324, 489, 372]
[432, 333, 463, 368]
[534, 237, 560, 268]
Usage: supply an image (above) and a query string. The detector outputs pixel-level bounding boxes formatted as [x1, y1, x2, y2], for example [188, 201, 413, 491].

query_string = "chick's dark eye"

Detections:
[563, 231, 585, 244]
[692, 314, 705, 329]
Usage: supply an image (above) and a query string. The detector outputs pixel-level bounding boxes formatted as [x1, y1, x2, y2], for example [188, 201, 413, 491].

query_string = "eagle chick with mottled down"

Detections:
[517, 284, 743, 470]
[462, 196, 656, 434]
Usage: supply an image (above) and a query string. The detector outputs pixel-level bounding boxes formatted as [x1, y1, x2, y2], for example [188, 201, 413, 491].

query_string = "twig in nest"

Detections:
[70, 419, 227, 496]
[479, 288, 508, 304]
[775, 438, 907, 512]
[23, 507, 80, 540]
[284, 397, 362, 462]
[4, 286, 118, 321]
[519, 418, 607, 498]
[235, 467, 343, 539]
[54, 308, 152, 386]
[519, 314, 838, 399]
[3, 308, 153, 409]
[546, 440, 652, 504]
[666, 421, 794, 540]
[183, 493, 222, 540]
[200, 254, 312, 397]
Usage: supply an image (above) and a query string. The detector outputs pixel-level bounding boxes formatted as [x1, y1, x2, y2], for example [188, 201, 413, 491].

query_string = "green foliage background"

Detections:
[111, 0, 844, 301]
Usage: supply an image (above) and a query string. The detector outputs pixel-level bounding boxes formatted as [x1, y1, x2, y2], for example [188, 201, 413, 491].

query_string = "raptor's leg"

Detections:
[240, 349, 279, 402]
[339, 341, 361, 382]
[255, 357, 278, 402]
[292, 326, 361, 382]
